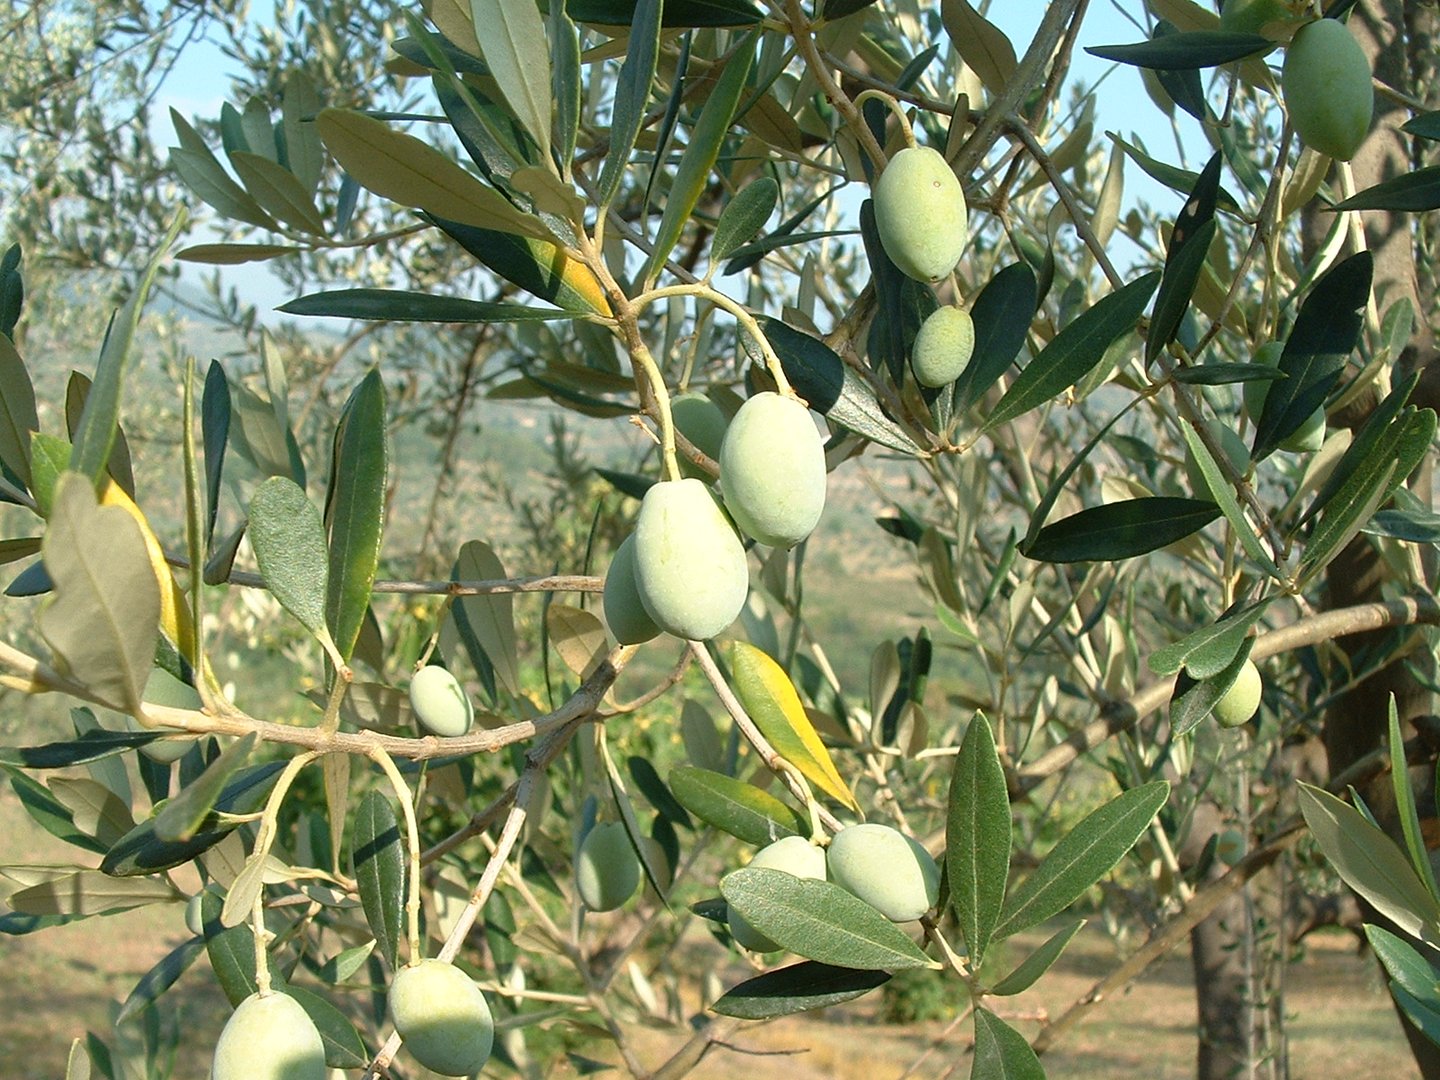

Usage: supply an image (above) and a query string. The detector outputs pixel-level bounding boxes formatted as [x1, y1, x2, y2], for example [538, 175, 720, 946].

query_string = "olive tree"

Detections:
[3, 1, 1440, 1078]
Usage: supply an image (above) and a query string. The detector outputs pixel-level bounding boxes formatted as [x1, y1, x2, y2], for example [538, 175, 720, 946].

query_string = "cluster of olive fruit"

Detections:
[725, 823, 940, 952]
[603, 388, 826, 644]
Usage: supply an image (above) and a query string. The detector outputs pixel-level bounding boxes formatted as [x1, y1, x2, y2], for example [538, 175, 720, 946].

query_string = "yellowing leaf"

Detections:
[100, 479, 198, 666]
[545, 604, 606, 678]
[728, 642, 857, 810]
[316, 108, 550, 241]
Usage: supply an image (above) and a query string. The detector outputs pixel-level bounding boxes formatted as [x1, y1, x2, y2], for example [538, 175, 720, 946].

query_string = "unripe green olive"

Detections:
[408, 665, 473, 737]
[873, 145, 969, 283]
[1184, 419, 1250, 497]
[911, 306, 975, 389]
[389, 958, 495, 1077]
[1283, 19, 1373, 161]
[1243, 342, 1325, 452]
[603, 533, 662, 645]
[1212, 658, 1262, 728]
[728, 836, 827, 952]
[1215, 828, 1247, 867]
[575, 820, 642, 912]
[211, 991, 326, 1080]
[671, 391, 729, 480]
[125, 667, 202, 763]
[1219, 0, 1298, 36]
[719, 392, 826, 549]
[634, 478, 748, 640]
[826, 823, 940, 923]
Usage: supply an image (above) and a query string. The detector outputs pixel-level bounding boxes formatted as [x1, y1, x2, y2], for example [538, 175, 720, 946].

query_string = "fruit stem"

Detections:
[252, 887, 273, 995]
[370, 746, 424, 964]
[774, 757, 827, 845]
[853, 89, 916, 150]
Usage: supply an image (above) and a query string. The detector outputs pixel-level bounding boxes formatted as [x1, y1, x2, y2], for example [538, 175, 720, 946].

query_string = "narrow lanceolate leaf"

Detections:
[1085, 30, 1273, 70]
[1332, 166, 1440, 213]
[167, 145, 278, 232]
[569, 0, 762, 26]
[1168, 637, 1255, 737]
[761, 316, 923, 455]
[1253, 251, 1371, 460]
[0, 730, 161, 769]
[940, 0, 1017, 95]
[469, 0, 552, 165]
[38, 474, 160, 714]
[1365, 925, 1440, 1004]
[281, 70, 325, 195]
[1148, 598, 1271, 677]
[989, 918, 1086, 996]
[669, 766, 805, 846]
[1022, 497, 1221, 564]
[353, 790, 405, 969]
[728, 641, 857, 810]
[451, 540, 520, 695]
[228, 152, 327, 234]
[1302, 374, 1416, 527]
[115, 936, 207, 1025]
[316, 109, 549, 240]
[5, 766, 105, 854]
[6, 870, 177, 916]
[1298, 783, 1440, 941]
[249, 477, 331, 640]
[200, 888, 263, 1004]
[152, 733, 259, 843]
[971, 1008, 1046, 1080]
[176, 243, 302, 264]
[1148, 152, 1222, 363]
[984, 272, 1160, 432]
[993, 780, 1169, 940]
[1389, 700, 1440, 901]
[431, 215, 612, 314]
[596, 0, 663, 209]
[947, 714, 1010, 966]
[278, 289, 579, 323]
[0, 331, 39, 488]
[1178, 420, 1277, 575]
[202, 361, 231, 551]
[953, 262, 1037, 413]
[712, 961, 891, 1019]
[720, 868, 935, 970]
[550, 0, 582, 171]
[711, 177, 779, 265]
[325, 369, 387, 663]
[642, 34, 756, 285]
[286, 985, 369, 1069]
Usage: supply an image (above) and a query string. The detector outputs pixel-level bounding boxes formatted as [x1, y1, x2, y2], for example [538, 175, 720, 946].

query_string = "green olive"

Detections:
[389, 958, 495, 1077]
[911, 306, 975, 389]
[603, 533, 662, 646]
[575, 820, 642, 913]
[211, 991, 326, 1080]
[671, 391, 729, 480]
[1283, 19, 1373, 161]
[873, 145, 969, 283]
[125, 667, 202, 763]
[727, 836, 827, 952]
[826, 823, 940, 923]
[408, 665, 473, 737]
[633, 478, 748, 641]
[1215, 828, 1247, 867]
[1219, 0, 1298, 37]
[719, 392, 827, 549]
[1212, 659, 1262, 728]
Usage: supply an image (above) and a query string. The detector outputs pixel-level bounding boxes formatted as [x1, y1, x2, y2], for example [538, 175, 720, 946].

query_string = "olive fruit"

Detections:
[671, 391, 728, 479]
[575, 820, 642, 912]
[1212, 658, 1262, 728]
[1183, 419, 1250, 497]
[389, 958, 495, 1077]
[873, 145, 968, 283]
[1215, 828, 1247, 868]
[125, 667, 202, 763]
[911, 306, 975, 388]
[1219, 0, 1297, 36]
[1283, 19, 1373, 161]
[633, 478, 748, 640]
[408, 665, 473, 737]
[211, 991, 326, 1080]
[1243, 342, 1325, 452]
[728, 836, 827, 952]
[826, 823, 940, 923]
[602, 534, 662, 645]
[719, 392, 826, 549]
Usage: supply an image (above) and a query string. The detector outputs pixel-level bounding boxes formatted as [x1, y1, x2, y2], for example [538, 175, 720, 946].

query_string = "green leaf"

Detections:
[116, 936, 207, 1024]
[994, 781, 1169, 939]
[38, 474, 160, 713]
[101, 761, 285, 877]
[1177, 420, 1277, 575]
[281, 70, 325, 195]
[0, 729, 162, 769]
[566, 0, 762, 27]
[712, 961, 891, 1019]
[152, 733, 258, 843]
[4, 766, 108, 854]
[167, 146, 279, 232]
[947, 714, 1010, 966]
[669, 765, 805, 846]
[550, 0, 582, 171]
[1022, 497, 1221, 564]
[940, 0, 1018, 96]
[596, 0, 663, 209]
[711, 177, 779, 265]
[1390, 699, 1440, 902]
[200, 888, 262, 1004]
[64, 370, 135, 498]
[6, 869, 177, 917]
[642, 34, 756, 284]
[1366, 507, 1440, 544]
[1296, 782, 1440, 942]
[469, 0, 552, 165]
[353, 790, 405, 970]
[1107, 133, 1241, 212]
[278, 288, 577, 322]
[953, 263, 1037, 413]
[1332, 166, 1440, 212]
[450, 540, 520, 695]
[0, 332, 38, 488]
[176, 243, 302, 264]
[760, 316, 923, 455]
[1302, 373, 1416, 527]
[285, 985, 370, 1069]
[202, 362, 230, 550]
[228, 151, 327, 234]
[985, 272, 1160, 431]
[628, 756, 693, 830]
[249, 477, 331, 640]
[1366, 924, 1440, 1002]
[1168, 636, 1255, 736]
[317, 940, 377, 986]
[325, 369, 388, 663]
[989, 918, 1086, 996]
[1148, 152, 1221, 363]
[0, 536, 40, 566]
[431, 215, 612, 314]
[1022, 405, 1136, 553]
[1148, 599, 1271, 677]
[1253, 251, 1372, 460]
[1085, 30, 1273, 69]
[1172, 363, 1286, 386]
[972, 1008, 1046, 1080]
[720, 867, 936, 970]
[70, 214, 185, 486]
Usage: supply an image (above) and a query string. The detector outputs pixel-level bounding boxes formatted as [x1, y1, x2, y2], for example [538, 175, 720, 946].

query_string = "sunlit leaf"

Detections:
[353, 790, 405, 970]
[669, 766, 805, 846]
[1022, 497, 1220, 564]
[469, 0, 552, 164]
[450, 540, 520, 695]
[325, 369, 388, 663]
[947, 714, 1009, 966]
[249, 477, 331, 640]
[940, 0, 1017, 95]
[7, 870, 178, 916]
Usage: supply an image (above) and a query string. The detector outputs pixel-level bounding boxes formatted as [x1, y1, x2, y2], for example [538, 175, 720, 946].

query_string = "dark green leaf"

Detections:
[1394, 983, 1440, 1047]
[0, 729, 163, 768]
[720, 867, 935, 970]
[1169, 637, 1255, 736]
[0, 536, 40, 565]
[628, 756, 693, 830]
[1107, 133, 1241, 212]
[1022, 406, 1136, 553]
[353, 790, 405, 969]
[325, 369, 388, 663]
[202, 361, 230, 551]
[821, 0, 879, 17]
[985, 272, 1160, 431]
[1302, 373, 1416, 527]
[64, 370, 135, 497]
[993, 781, 1169, 939]
[0, 332, 38, 489]
[669, 766, 805, 846]
[1178, 419, 1278, 574]
[1172, 363, 1286, 386]
[201, 888, 260, 1004]
[430, 215, 611, 314]
[723, 229, 855, 269]
[712, 961, 890, 1019]
[761, 317, 924, 455]
[4, 766, 107, 854]
[565, 0, 762, 27]
[1332, 166, 1440, 212]
[711, 178, 779, 265]
[1149, 598, 1270, 678]
[279, 289, 576, 322]
[691, 896, 729, 923]
[116, 936, 206, 1025]
[286, 984, 370, 1068]
[1365, 507, 1440, 544]
[953, 263, 1037, 412]
[1085, 30, 1273, 70]
[1151, 22, 1208, 121]
[1402, 111, 1440, 140]
[1022, 497, 1221, 563]
[551, 0, 582, 174]
[1253, 251, 1371, 460]
[152, 733, 258, 842]
[972, 1008, 1046, 1080]
[1365, 925, 1440, 1002]
[947, 714, 1010, 966]
[593, 467, 654, 501]
[989, 918, 1086, 996]
[1148, 152, 1222, 363]
[596, 0, 663, 209]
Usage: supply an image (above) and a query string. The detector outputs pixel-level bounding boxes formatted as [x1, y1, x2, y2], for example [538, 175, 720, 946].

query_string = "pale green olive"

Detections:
[1213, 659, 1262, 728]
[719, 392, 826, 549]
[1283, 19, 1373, 161]
[911, 306, 975, 389]
[575, 820, 642, 913]
[633, 478, 748, 641]
[408, 665, 473, 737]
[211, 991, 326, 1080]
[826, 823, 940, 923]
[603, 533, 662, 646]
[389, 958, 495, 1077]
[873, 145, 969, 283]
